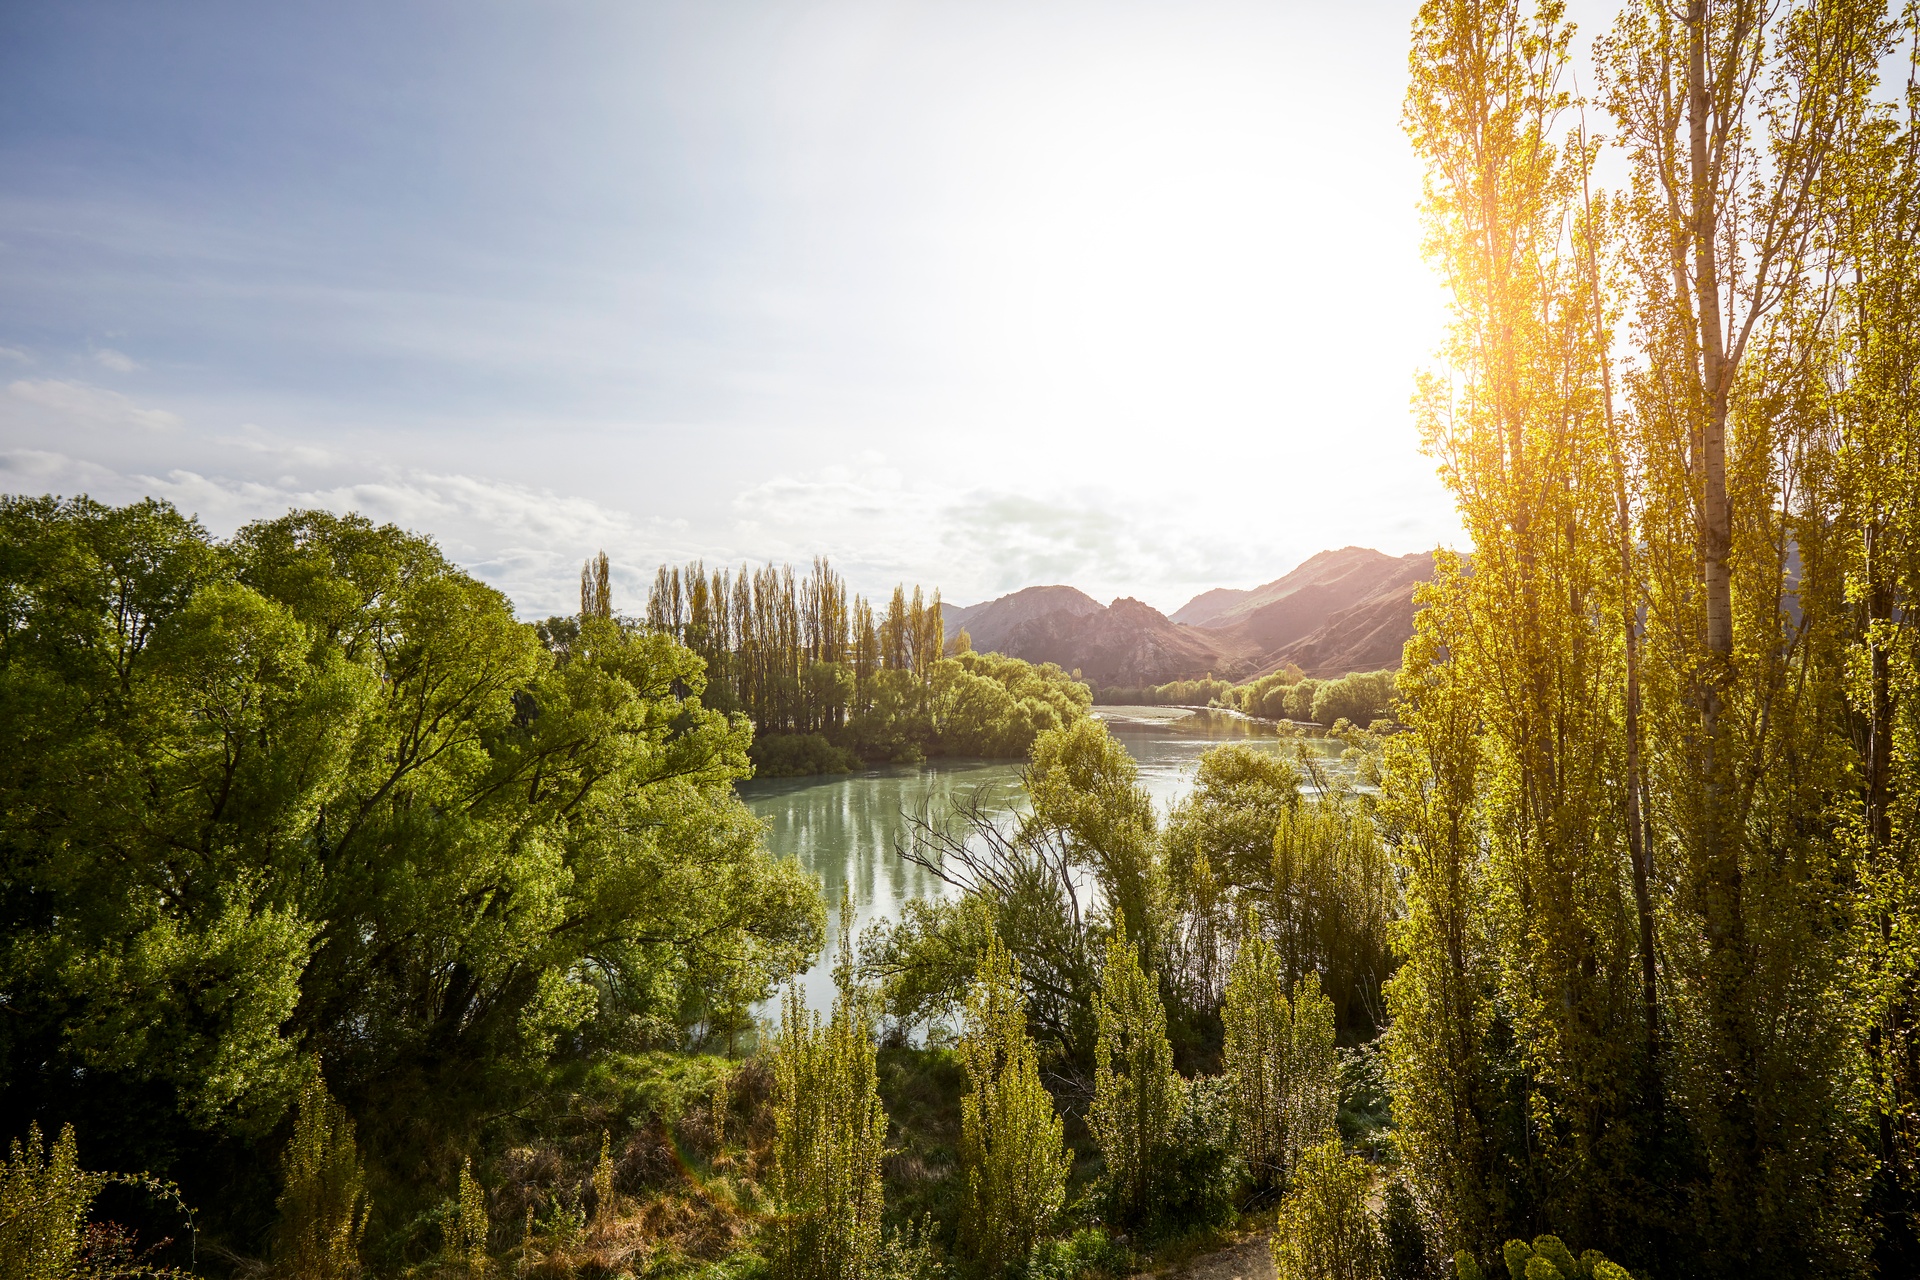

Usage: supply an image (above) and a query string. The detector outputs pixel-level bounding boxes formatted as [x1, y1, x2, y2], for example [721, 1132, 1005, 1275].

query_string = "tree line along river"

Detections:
[739, 706, 1360, 1020]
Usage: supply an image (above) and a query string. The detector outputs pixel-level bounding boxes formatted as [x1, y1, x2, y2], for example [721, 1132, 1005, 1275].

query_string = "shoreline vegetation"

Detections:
[640, 558, 1093, 777]
[2, 494, 1440, 1280]
[9, 0, 1920, 1274]
[1097, 669, 1399, 732]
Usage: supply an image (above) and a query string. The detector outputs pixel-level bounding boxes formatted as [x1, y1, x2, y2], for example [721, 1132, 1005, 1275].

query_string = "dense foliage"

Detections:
[1388, 0, 1920, 1275]
[1222, 935, 1338, 1190]
[647, 560, 1090, 770]
[1105, 669, 1399, 731]
[0, 497, 823, 1259]
[954, 937, 1069, 1274]
[767, 969, 886, 1280]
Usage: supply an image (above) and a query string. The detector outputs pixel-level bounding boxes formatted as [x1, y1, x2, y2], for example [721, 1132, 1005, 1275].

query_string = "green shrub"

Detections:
[1156, 1075, 1241, 1232]
[955, 936, 1070, 1276]
[275, 1068, 368, 1280]
[0, 1121, 190, 1280]
[0, 1123, 106, 1280]
[1270, 1139, 1380, 1280]
[1089, 921, 1182, 1227]
[752, 732, 860, 777]
[1378, 1181, 1431, 1280]
[1223, 934, 1338, 1189]
[446, 1157, 487, 1275]
[1025, 1229, 1132, 1280]
[1494, 1238, 1636, 1280]
[768, 950, 887, 1280]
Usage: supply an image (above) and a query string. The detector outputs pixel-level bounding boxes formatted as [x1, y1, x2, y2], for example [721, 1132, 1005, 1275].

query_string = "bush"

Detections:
[752, 733, 861, 777]
[275, 1068, 368, 1280]
[0, 1123, 191, 1280]
[955, 937, 1070, 1275]
[445, 1157, 487, 1276]
[1270, 1139, 1380, 1280]
[1, 1123, 106, 1280]
[1155, 1075, 1241, 1233]
[1490, 1237, 1636, 1280]
[1025, 1230, 1132, 1280]
[768, 963, 887, 1280]
[1378, 1181, 1432, 1280]
[1089, 922, 1182, 1228]
[1222, 937, 1338, 1189]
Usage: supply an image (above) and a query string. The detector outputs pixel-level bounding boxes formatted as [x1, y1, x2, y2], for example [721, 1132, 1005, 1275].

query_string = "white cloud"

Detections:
[0, 447, 127, 491]
[0, 346, 30, 364]
[92, 347, 141, 373]
[6, 379, 180, 430]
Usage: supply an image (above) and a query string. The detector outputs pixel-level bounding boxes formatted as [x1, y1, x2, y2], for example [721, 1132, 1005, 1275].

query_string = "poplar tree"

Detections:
[956, 935, 1070, 1276]
[1222, 933, 1335, 1190]
[1830, 46, 1920, 1262]
[580, 550, 612, 620]
[1399, 0, 1903, 1271]
[1089, 918, 1181, 1226]
[275, 1067, 367, 1280]
[1597, 0, 1890, 1268]
[768, 909, 887, 1280]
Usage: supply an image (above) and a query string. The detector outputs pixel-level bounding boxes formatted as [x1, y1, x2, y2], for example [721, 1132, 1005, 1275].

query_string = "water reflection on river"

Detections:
[737, 707, 1355, 1018]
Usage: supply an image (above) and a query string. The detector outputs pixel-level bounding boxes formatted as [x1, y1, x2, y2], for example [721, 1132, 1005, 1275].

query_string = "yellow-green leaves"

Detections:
[1223, 936, 1338, 1189]
[1270, 1139, 1382, 1280]
[275, 1067, 367, 1280]
[768, 978, 887, 1280]
[1089, 919, 1181, 1226]
[956, 935, 1069, 1277]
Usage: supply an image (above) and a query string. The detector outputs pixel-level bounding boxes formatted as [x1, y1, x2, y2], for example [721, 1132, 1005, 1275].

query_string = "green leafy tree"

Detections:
[955, 935, 1069, 1276]
[275, 1068, 366, 1280]
[1271, 1139, 1381, 1280]
[1027, 722, 1165, 964]
[768, 920, 887, 1280]
[0, 498, 823, 1241]
[1223, 936, 1338, 1190]
[1089, 920, 1181, 1226]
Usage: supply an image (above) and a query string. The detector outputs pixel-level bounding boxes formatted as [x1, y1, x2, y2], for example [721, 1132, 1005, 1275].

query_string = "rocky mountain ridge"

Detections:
[942, 545, 1433, 690]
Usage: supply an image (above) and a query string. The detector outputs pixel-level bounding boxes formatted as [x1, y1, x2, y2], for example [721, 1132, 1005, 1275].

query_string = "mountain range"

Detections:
[941, 546, 1434, 690]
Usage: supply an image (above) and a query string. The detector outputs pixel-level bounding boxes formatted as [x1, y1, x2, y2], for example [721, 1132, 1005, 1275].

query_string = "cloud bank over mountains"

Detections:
[4, 372, 1430, 618]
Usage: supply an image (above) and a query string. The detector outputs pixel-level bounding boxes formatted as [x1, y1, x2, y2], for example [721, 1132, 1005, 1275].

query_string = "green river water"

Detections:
[737, 707, 1356, 1018]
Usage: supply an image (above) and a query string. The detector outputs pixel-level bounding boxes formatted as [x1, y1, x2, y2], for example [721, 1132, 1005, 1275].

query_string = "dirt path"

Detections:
[1158, 1232, 1274, 1280]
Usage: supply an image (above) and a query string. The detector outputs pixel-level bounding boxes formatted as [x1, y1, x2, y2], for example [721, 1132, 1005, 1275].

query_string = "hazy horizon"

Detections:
[0, 1, 1479, 617]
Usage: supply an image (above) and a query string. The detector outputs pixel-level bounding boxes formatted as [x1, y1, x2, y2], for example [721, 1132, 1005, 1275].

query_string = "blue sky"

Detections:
[0, 0, 1472, 616]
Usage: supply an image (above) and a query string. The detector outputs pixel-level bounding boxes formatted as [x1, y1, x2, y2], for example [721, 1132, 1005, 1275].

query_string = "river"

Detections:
[737, 707, 1354, 1019]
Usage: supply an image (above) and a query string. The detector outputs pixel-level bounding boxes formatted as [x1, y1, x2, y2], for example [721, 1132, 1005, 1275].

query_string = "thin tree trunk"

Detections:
[1687, 0, 1757, 1222]
[1582, 137, 1661, 1052]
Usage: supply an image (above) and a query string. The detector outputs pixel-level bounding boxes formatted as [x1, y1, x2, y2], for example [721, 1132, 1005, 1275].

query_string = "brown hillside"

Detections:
[947, 546, 1434, 688]
[1268, 577, 1425, 677]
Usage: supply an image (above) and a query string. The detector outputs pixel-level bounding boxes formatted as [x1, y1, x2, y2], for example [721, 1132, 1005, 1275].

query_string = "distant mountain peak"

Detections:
[949, 547, 1435, 690]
